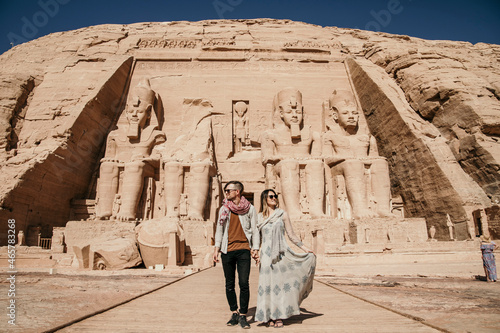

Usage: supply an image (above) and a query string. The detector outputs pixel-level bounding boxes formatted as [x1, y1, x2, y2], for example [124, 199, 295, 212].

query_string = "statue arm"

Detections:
[131, 132, 166, 164]
[155, 132, 167, 145]
[244, 115, 249, 135]
[101, 135, 117, 161]
[322, 133, 335, 157]
[323, 133, 345, 166]
[261, 131, 279, 164]
[310, 131, 321, 157]
[368, 135, 381, 158]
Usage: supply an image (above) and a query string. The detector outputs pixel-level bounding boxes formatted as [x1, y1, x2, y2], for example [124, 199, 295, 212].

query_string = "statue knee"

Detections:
[341, 159, 365, 173]
[125, 161, 146, 173]
[371, 158, 389, 171]
[164, 161, 182, 172]
[305, 159, 324, 173]
[190, 161, 210, 174]
[277, 159, 299, 172]
[100, 162, 118, 175]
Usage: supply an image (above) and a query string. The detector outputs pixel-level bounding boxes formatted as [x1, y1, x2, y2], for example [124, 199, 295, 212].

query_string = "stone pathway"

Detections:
[53, 266, 444, 333]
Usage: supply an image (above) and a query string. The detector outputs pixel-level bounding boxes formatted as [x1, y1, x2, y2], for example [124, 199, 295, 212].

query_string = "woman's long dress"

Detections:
[481, 241, 497, 281]
[255, 210, 316, 322]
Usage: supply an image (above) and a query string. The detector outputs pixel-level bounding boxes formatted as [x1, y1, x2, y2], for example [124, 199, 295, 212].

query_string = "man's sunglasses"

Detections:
[224, 189, 237, 194]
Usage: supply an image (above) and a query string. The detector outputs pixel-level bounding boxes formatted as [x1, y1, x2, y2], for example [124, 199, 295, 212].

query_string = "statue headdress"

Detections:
[118, 78, 162, 130]
[326, 90, 368, 134]
[272, 87, 303, 127]
[328, 90, 356, 111]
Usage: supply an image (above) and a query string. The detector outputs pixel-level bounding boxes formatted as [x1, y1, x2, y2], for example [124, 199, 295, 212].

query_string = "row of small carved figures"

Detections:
[137, 38, 340, 49]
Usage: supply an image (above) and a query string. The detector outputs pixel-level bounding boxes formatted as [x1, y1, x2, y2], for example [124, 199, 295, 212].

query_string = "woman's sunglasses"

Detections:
[268, 195, 278, 199]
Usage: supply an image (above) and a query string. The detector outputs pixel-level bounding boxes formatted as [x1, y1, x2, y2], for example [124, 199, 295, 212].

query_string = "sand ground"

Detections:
[1, 265, 499, 333]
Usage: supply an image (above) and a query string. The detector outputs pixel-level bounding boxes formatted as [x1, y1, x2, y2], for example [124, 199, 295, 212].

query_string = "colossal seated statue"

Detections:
[162, 98, 215, 221]
[323, 91, 391, 219]
[96, 79, 166, 221]
[261, 88, 325, 219]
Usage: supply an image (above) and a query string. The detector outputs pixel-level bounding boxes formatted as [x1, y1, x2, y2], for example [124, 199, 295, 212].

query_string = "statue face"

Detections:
[280, 100, 303, 127]
[234, 102, 247, 117]
[334, 103, 359, 130]
[126, 96, 151, 129]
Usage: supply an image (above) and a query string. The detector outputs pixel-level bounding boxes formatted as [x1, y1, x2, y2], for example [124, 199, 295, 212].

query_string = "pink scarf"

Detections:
[218, 196, 251, 225]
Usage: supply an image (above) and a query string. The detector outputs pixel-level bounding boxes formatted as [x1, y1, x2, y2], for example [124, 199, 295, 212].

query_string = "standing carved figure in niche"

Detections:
[261, 88, 325, 219]
[446, 214, 455, 240]
[17, 230, 25, 246]
[233, 101, 250, 153]
[323, 91, 391, 219]
[96, 78, 166, 221]
[179, 193, 188, 218]
[112, 194, 122, 217]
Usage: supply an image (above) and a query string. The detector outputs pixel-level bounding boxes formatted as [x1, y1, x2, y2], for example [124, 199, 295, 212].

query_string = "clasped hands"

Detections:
[251, 249, 260, 266]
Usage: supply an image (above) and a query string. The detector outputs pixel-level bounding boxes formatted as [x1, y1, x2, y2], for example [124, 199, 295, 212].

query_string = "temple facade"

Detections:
[0, 20, 499, 269]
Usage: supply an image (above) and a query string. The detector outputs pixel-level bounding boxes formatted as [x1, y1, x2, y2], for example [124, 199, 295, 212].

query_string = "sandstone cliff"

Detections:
[0, 19, 498, 242]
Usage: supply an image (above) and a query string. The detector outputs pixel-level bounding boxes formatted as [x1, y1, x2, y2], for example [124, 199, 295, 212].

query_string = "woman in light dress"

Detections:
[255, 189, 316, 328]
[480, 235, 498, 282]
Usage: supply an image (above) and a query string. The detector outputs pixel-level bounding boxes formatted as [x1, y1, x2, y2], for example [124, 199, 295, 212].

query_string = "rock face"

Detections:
[0, 19, 499, 247]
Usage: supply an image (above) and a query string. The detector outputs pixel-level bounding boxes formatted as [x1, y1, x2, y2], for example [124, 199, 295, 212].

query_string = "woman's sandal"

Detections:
[266, 320, 275, 327]
[275, 320, 284, 328]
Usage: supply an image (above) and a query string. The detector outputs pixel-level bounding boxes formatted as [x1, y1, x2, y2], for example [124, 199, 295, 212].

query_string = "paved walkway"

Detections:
[54, 266, 443, 333]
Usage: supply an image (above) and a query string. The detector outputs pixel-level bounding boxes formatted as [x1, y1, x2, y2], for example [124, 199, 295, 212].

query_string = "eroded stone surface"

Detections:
[0, 19, 499, 258]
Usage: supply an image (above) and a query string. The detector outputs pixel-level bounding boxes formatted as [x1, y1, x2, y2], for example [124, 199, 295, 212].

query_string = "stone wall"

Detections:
[347, 57, 490, 239]
[0, 19, 499, 244]
[0, 56, 132, 243]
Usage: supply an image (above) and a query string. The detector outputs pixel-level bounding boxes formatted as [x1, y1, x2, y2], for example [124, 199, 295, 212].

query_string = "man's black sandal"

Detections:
[239, 315, 251, 329]
[226, 312, 239, 326]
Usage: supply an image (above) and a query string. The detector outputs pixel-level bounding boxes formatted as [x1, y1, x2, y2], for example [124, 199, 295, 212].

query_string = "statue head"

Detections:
[273, 88, 303, 129]
[126, 79, 155, 139]
[234, 101, 247, 117]
[329, 91, 359, 132]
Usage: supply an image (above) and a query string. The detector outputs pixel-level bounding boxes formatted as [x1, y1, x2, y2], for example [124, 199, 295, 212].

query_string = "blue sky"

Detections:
[1, 0, 499, 55]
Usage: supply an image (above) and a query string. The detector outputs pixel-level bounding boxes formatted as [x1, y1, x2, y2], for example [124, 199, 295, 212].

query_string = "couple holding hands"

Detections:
[213, 181, 316, 329]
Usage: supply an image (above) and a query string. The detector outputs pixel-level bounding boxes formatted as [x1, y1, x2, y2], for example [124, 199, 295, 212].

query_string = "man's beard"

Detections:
[127, 122, 140, 139]
[290, 123, 301, 138]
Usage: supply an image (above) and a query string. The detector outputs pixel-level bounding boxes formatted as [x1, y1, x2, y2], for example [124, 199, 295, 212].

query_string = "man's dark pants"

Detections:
[221, 249, 251, 314]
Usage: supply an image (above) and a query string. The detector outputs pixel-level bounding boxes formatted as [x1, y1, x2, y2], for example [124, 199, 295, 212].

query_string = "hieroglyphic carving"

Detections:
[283, 40, 341, 49]
[137, 38, 236, 49]
[202, 39, 236, 47]
[138, 38, 198, 49]
[212, 114, 232, 159]
[135, 61, 335, 73]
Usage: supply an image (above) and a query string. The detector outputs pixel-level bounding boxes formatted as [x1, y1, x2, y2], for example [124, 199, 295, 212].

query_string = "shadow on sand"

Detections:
[246, 306, 323, 327]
